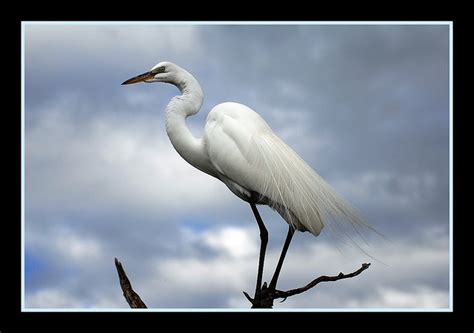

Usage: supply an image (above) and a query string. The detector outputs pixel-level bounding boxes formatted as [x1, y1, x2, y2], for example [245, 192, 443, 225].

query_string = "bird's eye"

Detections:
[151, 66, 166, 74]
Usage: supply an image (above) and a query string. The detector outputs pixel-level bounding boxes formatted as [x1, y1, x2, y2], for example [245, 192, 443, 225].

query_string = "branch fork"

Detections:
[243, 263, 371, 308]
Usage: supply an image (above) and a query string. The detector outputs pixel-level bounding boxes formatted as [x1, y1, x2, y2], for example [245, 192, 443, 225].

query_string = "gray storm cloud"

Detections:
[24, 23, 450, 309]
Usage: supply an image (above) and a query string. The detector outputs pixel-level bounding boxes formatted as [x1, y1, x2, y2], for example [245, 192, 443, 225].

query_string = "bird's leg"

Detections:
[268, 226, 295, 291]
[249, 202, 268, 302]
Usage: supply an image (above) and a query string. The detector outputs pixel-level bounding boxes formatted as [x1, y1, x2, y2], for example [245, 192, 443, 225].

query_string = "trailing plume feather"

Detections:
[248, 129, 377, 245]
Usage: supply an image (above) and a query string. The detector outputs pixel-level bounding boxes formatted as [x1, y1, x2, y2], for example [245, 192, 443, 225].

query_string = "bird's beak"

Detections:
[122, 71, 155, 85]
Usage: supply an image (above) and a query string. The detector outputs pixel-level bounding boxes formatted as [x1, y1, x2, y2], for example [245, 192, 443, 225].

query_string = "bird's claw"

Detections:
[243, 291, 254, 303]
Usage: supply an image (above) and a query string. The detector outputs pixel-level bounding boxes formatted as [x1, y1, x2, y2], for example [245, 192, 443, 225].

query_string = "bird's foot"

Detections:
[244, 282, 276, 308]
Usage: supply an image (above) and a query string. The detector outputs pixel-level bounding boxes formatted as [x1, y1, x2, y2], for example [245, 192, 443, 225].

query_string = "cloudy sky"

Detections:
[23, 23, 451, 310]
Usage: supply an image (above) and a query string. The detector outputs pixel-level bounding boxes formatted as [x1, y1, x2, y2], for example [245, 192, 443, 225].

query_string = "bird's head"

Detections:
[122, 61, 178, 85]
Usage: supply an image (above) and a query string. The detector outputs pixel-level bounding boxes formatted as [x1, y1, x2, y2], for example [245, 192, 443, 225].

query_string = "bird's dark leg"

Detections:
[249, 202, 268, 302]
[269, 226, 295, 291]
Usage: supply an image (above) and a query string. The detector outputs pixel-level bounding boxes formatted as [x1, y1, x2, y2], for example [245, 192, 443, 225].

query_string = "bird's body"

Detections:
[124, 62, 368, 237]
[204, 102, 325, 234]
[123, 61, 374, 305]
[205, 102, 276, 199]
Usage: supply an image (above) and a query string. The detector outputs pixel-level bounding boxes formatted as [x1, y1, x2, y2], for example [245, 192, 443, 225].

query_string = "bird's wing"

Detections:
[204, 102, 373, 238]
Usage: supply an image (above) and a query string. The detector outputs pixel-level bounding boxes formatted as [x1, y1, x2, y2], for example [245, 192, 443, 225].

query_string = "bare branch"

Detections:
[274, 263, 371, 300]
[113, 257, 370, 308]
[114, 258, 147, 308]
[244, 263, 371, 308]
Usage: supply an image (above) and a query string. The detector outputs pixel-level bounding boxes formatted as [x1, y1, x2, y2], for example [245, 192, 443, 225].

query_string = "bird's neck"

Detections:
[165, 72, 215, 177]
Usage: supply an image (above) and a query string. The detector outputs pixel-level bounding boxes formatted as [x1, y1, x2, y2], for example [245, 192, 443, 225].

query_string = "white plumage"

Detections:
[122, 61, 373, 239]
[123, 62, 377, 299]
[204, 102, 368, 237]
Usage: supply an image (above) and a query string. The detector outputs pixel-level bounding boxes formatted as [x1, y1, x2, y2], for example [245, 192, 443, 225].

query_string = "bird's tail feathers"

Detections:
[249, 131, 383, 252]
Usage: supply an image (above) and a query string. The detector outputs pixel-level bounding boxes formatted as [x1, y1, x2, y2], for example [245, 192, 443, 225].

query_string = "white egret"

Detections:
[122, 62, 374, 305]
